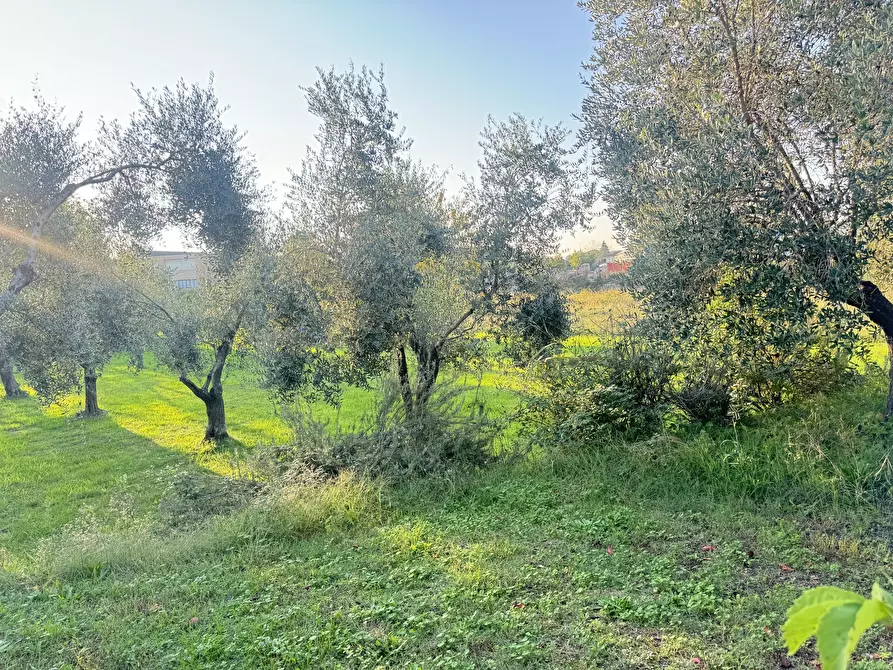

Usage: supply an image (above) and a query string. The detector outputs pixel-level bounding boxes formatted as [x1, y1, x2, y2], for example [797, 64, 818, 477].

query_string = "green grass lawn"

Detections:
[3, 359, 893, 668]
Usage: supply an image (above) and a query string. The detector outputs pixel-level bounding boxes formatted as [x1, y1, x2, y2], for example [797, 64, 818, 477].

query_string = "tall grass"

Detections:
[567, 289, 638, 335]
[30, 471, 383, 581]
[542, 376, 893, 510]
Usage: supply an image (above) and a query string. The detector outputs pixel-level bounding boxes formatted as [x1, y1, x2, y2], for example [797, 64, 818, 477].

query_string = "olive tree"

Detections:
[111, 80, 266, 441]
[3, 202, 155, 412]
[0, 96, 86, 395]
[1, 78, 263, 430]
[393, 113, 594, 410]
[0, 88, 189, 319]
[9, 243, 149, 414]
[582, 0, 893, 415]
[0, 234, 23, 398]
[148, 247, 268, 440]
[580, 0, 893, 414]
[279, 66, 594, 414]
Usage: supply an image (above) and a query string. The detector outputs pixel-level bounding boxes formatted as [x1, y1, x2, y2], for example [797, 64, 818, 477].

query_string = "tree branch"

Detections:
[435, 306, 477, 352]
[179, 374, 210, 401]
[0, 154, 177, 320]
[712, 0, 819, 228]
[116, 274, 178, 326]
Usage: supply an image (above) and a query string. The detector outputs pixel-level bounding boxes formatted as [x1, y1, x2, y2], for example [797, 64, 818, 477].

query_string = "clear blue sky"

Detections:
[0, 0, 613, 250]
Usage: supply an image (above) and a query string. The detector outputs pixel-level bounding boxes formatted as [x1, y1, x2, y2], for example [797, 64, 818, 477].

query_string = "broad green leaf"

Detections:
[847, 599, 891, 656]
[784, 603, 843, 653]
[872, 582, 893, 611]
[816, 603, 861, 670]
[783, 587, 864, 653]
[787, 587, 864, 617]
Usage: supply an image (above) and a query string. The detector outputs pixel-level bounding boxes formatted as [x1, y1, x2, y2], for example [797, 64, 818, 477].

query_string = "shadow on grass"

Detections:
[0, 396, 206, 554]
[99, 367, 292, 451]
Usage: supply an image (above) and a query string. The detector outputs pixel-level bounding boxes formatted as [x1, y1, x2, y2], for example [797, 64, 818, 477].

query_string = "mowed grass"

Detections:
[7, 459, 893, 670]
[0, 360, 290, 555]
[3, 313, 893, 667]
[0, 357, 521, 555]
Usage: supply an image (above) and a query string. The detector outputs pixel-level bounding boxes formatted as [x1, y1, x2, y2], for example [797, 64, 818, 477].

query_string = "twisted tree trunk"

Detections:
[395, 339, 443, 416]
[411, 338, 440, 409]
[848, 280, 893, 417]
[180, 334, 234, 441]
[0, 353, 23, 398]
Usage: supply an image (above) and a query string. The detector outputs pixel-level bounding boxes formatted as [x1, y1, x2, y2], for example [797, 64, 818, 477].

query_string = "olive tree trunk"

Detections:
[397, 345, 414, 415]
[82, 365, 101, 415]
[411, 338, 440, 409]
[849, 280, 893, 417]
[395, 339, 442, 416]
[202, 390, 228, 441]
[0, 353, 23, 398]
[180, 334, 234, 441]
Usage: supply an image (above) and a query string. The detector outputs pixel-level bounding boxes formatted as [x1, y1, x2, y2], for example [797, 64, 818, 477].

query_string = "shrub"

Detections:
[728, 336, 861, 412]
[675, 379, 732, 424]
[600, 331, 678, 409]
[643, 302, 864, 414]
[520, 330, 678, 445]
[273, 375, 498, 479]
[631, 306, 865, 418]
[557, 384, 664, 442]
[508, 287, 572, 360]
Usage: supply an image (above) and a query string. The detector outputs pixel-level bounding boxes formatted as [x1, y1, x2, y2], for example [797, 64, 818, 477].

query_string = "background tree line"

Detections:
[0, 66, 592, 448]
[6, 0, 893, 466]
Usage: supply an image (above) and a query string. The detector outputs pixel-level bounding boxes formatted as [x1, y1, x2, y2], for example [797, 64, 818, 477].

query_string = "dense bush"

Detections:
[520, 315, 863, 447]
[675, 380, 732, 424]
[635, 299, 864, 415]
[269, 375, 498, 479]
[507, 288, 572, 359]
[520, 331, 678, 445]
[601, 333, 678, 409]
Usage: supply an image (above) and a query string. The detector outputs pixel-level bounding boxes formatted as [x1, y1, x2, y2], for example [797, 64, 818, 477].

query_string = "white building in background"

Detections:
[149, 250, 207, 289]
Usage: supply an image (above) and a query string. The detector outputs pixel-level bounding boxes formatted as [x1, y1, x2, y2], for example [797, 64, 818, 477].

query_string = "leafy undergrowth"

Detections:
[3, 362, 893, 667]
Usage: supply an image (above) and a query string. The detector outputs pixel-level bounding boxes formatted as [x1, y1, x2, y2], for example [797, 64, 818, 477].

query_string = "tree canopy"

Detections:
[580, 0, 893, 413]
[272, 66, 595, 414]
